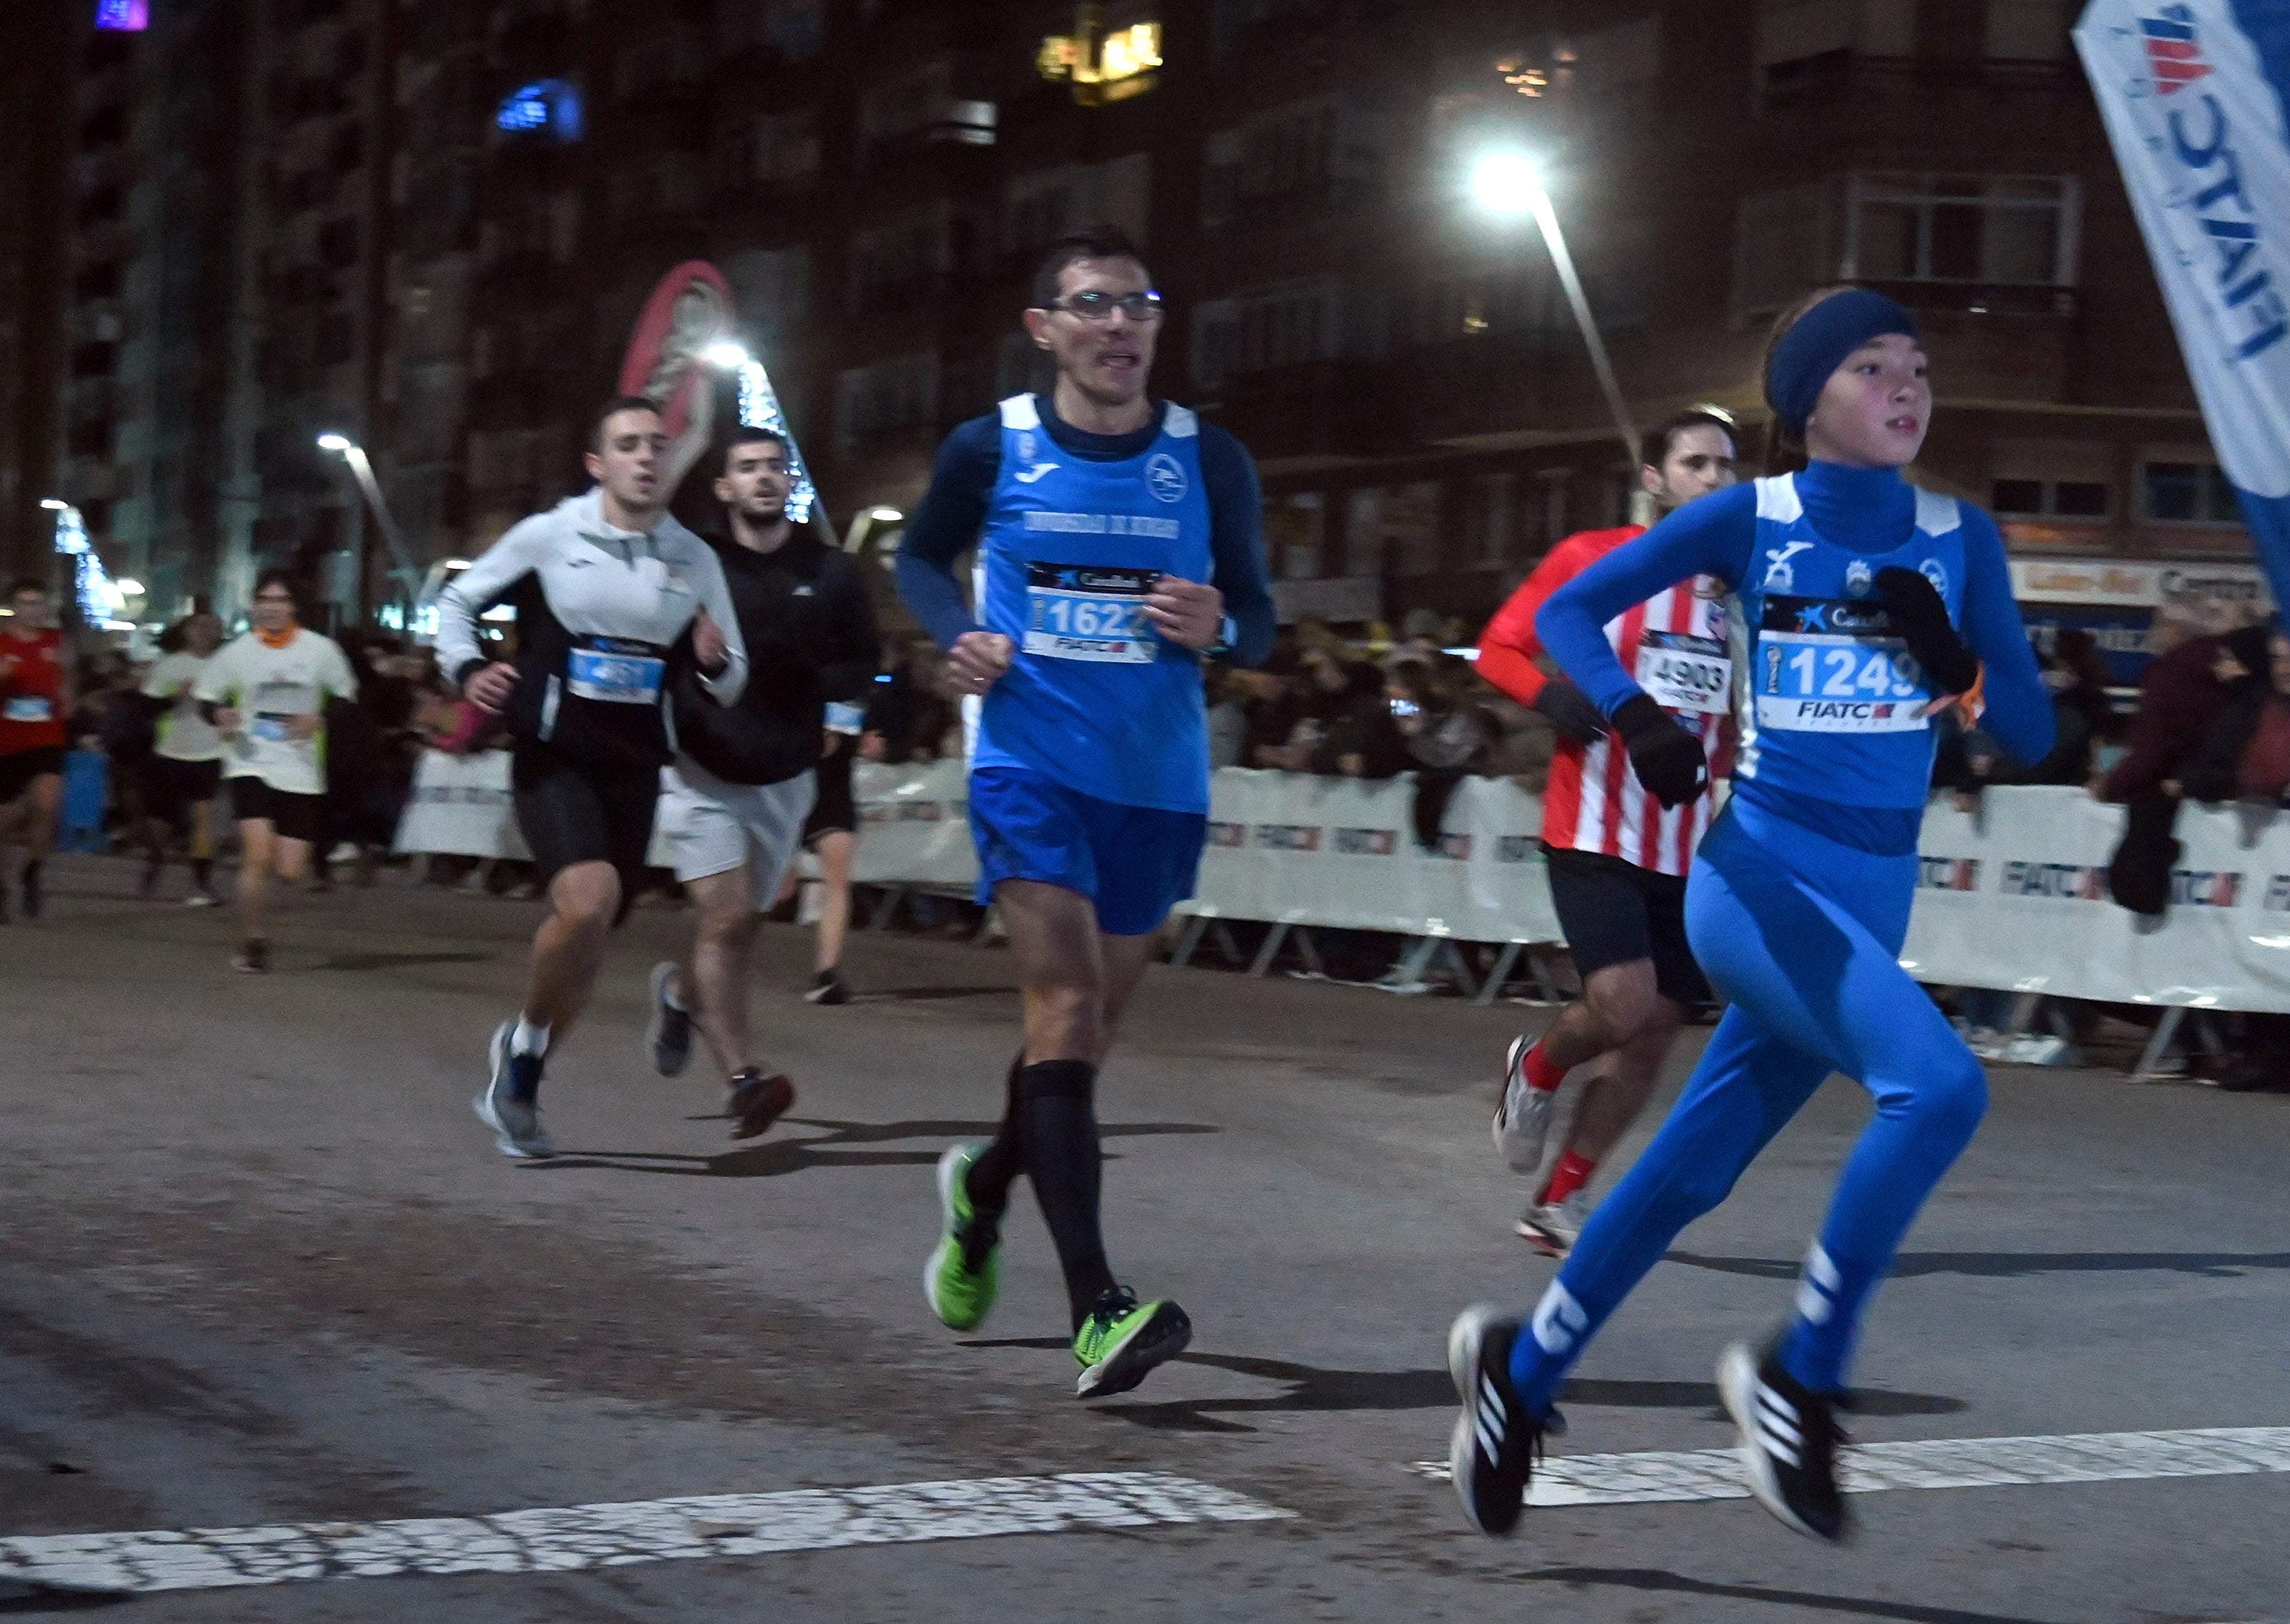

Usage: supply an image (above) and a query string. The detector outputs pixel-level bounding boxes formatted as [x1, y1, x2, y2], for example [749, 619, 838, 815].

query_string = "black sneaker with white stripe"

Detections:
[1717, 1340, 1851, 1541]
[1445, 1304, 1561, 1536]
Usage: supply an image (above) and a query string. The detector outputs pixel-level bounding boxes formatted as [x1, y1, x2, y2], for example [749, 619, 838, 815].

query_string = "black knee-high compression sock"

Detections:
[1014, 1058, 1116, 1329]
[963, 1052, 1027, 1220]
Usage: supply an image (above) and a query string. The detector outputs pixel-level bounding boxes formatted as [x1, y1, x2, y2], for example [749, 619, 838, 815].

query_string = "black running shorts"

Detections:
[145, 755, 223, 825]
[0, 745, 65, 805]
[802, 743, 856, 847]
[228, 776, 324, 843]
[1542, 843, 1709, 1006]
[511, 745, 659, 891]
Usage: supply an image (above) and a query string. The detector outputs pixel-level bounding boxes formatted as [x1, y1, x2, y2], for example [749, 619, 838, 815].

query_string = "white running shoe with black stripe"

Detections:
[1445, 1303, 1560, 1536]
[1718, 1340, 1851, 1542]
[1493, 1036, 1557, 1174]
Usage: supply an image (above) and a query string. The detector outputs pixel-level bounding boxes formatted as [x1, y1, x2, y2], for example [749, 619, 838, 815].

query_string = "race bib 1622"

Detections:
[1022, 563, 1156, 665]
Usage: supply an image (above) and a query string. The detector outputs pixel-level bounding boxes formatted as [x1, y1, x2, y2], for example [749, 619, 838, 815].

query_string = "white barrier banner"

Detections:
[1187, 769, 1561, 944]
[392, 750, 531, 861]
[849, 759, 976, 888]
[1905, 784, 2290, 1012]
[393, 755, 2290, 1012]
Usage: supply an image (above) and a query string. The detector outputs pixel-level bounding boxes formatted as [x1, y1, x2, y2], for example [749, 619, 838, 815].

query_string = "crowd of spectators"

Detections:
[42, 584, 2290, 1090]
[1208, 611, 1554, 788]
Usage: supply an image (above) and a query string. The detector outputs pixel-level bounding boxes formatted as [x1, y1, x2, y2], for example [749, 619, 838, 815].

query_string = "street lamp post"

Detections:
[316, 433, 421, 614]
[703, 340, 837, 546]
[1470, 150, 1645, 508]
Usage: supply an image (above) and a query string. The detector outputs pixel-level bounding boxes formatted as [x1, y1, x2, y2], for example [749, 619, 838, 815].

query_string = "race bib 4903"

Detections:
[1634, 631, 1730, 715]
[1022, 563, 1156, 664]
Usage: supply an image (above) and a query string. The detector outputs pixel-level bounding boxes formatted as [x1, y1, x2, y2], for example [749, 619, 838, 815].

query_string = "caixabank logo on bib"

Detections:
[2000, 861, 2109, 900]
[1917, 856, 1982, 891]
[1254, 823, 1321, 852]
[1333, 827, 1398, 856]
[1207, 821, 1246, 849]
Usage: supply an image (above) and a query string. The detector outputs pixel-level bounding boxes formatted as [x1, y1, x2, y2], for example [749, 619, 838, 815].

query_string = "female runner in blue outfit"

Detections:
[1446, 286, 2055, 1542]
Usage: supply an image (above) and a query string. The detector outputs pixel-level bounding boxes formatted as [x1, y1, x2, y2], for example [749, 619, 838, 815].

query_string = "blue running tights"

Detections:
[1512, 796, 1988, 1409]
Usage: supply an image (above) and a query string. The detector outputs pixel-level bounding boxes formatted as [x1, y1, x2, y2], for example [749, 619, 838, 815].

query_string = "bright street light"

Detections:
[39, 499, 67, 510]
[1469, 149, 1544, 217]
[703, 340, 751, 369]
[1468, 144, 1641, 487]
[869, 507, 904, 523]
[115, 578, 143, 596]
[316, 431, 354, 453]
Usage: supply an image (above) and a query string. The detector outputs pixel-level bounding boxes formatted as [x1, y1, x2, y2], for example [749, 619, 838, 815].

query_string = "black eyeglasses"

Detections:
[1040, 290, 1165, 323]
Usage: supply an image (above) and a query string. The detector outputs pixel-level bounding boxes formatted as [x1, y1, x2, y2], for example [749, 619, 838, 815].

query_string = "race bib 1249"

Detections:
[1022, 563, 1155, 665]
[1753, 596, 1929, 734]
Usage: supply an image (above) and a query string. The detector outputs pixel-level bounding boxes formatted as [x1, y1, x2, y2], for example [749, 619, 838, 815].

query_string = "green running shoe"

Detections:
[925, 1141, 1001, 1331]
[1073, 1286, 1192, 1399]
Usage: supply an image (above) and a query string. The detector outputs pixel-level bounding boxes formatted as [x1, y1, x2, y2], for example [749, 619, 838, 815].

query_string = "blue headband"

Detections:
[1765, 288, 1920, 441]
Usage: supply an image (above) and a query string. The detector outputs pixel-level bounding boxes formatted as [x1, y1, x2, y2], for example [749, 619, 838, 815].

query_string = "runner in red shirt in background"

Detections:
[1476, 410, 1738, 1253]
[0, 579, 74, 923]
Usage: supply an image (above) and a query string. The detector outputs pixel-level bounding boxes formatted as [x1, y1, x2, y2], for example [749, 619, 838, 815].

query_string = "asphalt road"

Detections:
[1, 853, 2284, 1622]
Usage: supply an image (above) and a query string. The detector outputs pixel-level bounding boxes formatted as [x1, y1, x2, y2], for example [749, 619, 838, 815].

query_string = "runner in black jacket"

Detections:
[643, 426, 878, 1136]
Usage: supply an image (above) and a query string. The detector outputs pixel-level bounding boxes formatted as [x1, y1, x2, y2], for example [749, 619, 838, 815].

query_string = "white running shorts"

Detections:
[657, 758, 817, 909]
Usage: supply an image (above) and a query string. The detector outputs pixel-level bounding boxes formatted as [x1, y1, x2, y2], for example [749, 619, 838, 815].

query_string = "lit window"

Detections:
[1992, 478, 2108, 519]
[1846, 173, 2077, 286]
[94, 0, 148, 31]
[2143, 462, 2241, 525]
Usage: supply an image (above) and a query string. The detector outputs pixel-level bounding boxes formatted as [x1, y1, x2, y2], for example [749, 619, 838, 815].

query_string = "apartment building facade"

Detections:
[5, 0, 2260, 660]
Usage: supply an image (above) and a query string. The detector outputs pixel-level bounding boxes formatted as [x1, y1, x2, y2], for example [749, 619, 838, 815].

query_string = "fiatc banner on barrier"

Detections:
[1904, 785, 2290, 1012]
[2077, 2, 2290, 610]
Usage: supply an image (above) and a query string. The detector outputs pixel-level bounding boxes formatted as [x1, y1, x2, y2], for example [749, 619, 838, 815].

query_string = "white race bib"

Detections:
[1754, 632, 1929, 733]
[1022, 563, 1156, 665]
[567, 646, 666, 703]
[1634, 631, 1730, 715]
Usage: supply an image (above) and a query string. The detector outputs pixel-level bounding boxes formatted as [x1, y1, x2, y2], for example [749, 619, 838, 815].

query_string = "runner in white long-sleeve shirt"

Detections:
[436, 395, 748, 1159]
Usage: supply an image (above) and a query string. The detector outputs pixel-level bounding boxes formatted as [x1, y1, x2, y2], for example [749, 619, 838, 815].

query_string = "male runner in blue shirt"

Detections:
[898, 227, 1276, 1399]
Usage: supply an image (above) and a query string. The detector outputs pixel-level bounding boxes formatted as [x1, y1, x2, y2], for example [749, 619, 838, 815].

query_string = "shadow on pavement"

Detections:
[1521, 1569, 2061, 1624]
[311, 951, 493, 972]
[1669, 1249, 2290, 1281]
[532, 1117, 1218, 1179]
[947, 1349, 1959, 1432]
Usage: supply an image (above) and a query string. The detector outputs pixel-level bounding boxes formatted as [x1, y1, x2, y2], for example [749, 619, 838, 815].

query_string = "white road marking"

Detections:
[1409, 1424, 2290, 1505]
[0, 1472, 1292, 1597]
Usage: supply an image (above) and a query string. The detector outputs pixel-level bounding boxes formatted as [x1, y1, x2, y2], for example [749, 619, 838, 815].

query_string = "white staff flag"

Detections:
[2077, 1, 2290, 606]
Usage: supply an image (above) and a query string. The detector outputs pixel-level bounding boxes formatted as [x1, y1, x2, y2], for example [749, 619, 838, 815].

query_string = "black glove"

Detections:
[1874, 567, 1979, 696]
[1531, 677, 1607, 745]
[1614, 694, 1706, 808]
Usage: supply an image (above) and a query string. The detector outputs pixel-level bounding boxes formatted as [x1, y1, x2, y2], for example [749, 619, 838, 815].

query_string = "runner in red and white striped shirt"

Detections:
[1476, 409, 1738, 1254]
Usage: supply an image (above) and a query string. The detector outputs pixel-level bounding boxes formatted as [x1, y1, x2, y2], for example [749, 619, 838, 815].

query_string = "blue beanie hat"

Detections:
[1764, 288, 1920, 443]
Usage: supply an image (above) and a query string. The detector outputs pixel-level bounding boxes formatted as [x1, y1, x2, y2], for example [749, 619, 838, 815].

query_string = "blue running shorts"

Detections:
[969, 763, 1207, 936]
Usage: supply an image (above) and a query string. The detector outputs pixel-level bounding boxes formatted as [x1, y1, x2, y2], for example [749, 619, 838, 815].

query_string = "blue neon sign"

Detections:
[496, 79, 583, 142]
